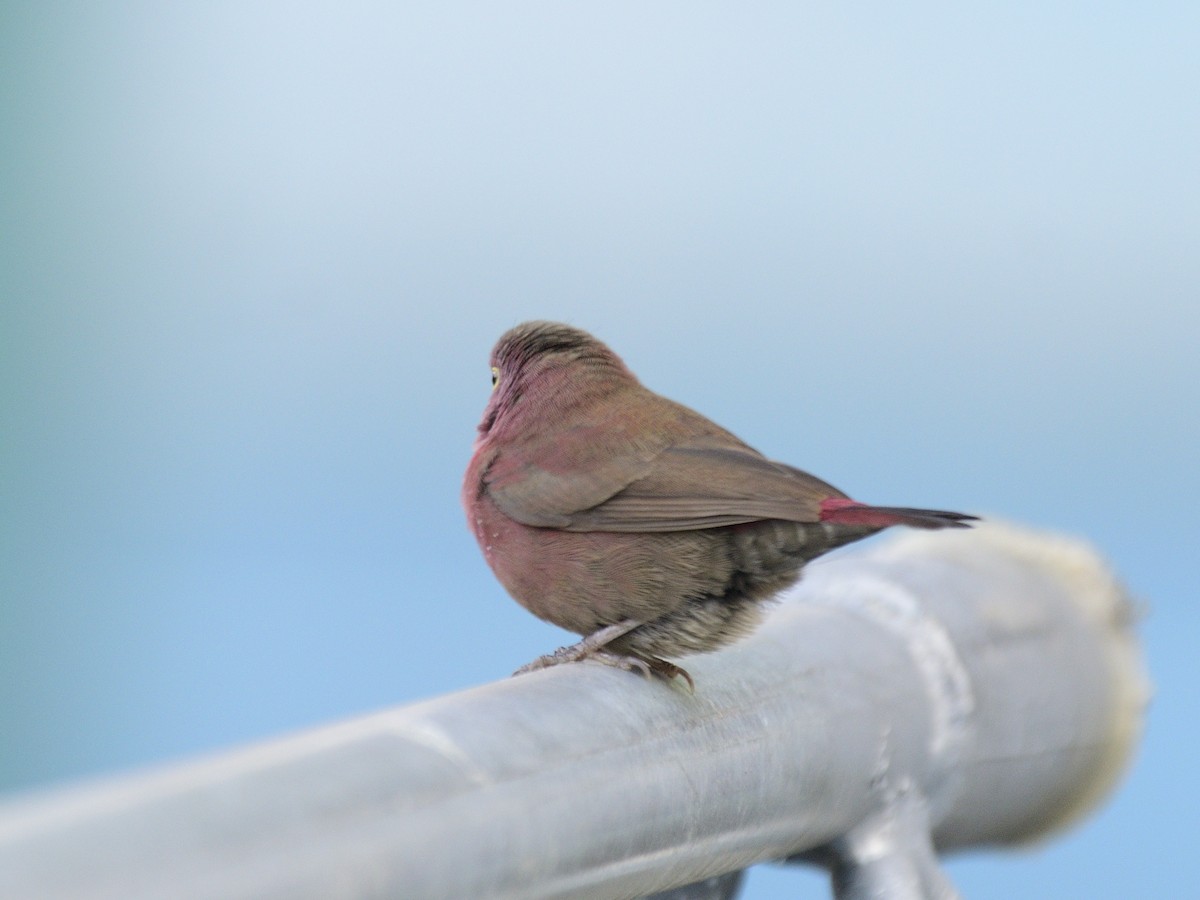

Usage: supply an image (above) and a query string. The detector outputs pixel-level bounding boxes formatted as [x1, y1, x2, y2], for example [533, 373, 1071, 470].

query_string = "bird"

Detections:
[463, 321, 976, 689]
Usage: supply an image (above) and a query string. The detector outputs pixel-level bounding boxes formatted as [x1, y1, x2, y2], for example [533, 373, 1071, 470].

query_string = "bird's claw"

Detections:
[641, 656, 696, 693]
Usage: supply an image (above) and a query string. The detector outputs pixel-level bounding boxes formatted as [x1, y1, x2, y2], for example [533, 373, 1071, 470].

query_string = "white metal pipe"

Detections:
[0, 523, 1147, 899]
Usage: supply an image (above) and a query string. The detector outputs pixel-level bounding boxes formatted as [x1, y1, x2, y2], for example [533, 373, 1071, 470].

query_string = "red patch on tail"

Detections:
[818, 498, 903, 528]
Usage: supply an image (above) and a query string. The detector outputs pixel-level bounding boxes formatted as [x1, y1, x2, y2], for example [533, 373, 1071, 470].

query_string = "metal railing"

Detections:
[0, 523, 1147, 899]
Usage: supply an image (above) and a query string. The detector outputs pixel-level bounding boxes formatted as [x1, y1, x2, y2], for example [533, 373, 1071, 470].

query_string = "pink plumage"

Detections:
[465, 321, 976, 688]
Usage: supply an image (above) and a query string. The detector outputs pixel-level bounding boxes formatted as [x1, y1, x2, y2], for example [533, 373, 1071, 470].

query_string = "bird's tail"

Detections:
[818, 497, 977, 530]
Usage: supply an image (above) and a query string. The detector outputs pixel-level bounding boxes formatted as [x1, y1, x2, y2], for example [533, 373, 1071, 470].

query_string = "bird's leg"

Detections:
[515, 619, 694, 691]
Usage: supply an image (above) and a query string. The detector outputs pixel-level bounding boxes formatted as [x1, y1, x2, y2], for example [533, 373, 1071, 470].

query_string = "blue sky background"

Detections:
[1, 4, 1196, 897]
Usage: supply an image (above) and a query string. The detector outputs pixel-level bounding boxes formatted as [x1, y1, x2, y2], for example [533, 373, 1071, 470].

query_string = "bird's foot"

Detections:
[587, 650, 694, 692]
[512, 619, 693, 690]
[514, 646, 694, 692]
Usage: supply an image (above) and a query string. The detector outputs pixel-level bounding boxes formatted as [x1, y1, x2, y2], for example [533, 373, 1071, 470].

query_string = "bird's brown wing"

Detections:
[560, 442, 847, 531]
[488, 426, 846, 533]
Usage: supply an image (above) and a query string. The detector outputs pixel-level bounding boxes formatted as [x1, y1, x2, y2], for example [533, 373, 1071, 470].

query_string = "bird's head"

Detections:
[476, 321, 635, 439]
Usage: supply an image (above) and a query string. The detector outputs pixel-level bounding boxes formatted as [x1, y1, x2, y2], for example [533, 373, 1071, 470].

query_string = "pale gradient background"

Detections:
[1, 4, 1196, 897]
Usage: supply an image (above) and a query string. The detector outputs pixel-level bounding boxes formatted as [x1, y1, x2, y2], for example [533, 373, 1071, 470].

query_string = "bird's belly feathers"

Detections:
[470, 492, 725, 633]
[469, 494, 864, 656]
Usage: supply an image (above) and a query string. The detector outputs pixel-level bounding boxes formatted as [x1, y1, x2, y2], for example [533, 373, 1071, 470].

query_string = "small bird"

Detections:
[463, 321, 975, 688]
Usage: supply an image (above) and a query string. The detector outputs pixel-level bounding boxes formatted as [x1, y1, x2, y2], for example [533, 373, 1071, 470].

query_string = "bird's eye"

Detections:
[491, 366, 500, 389]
